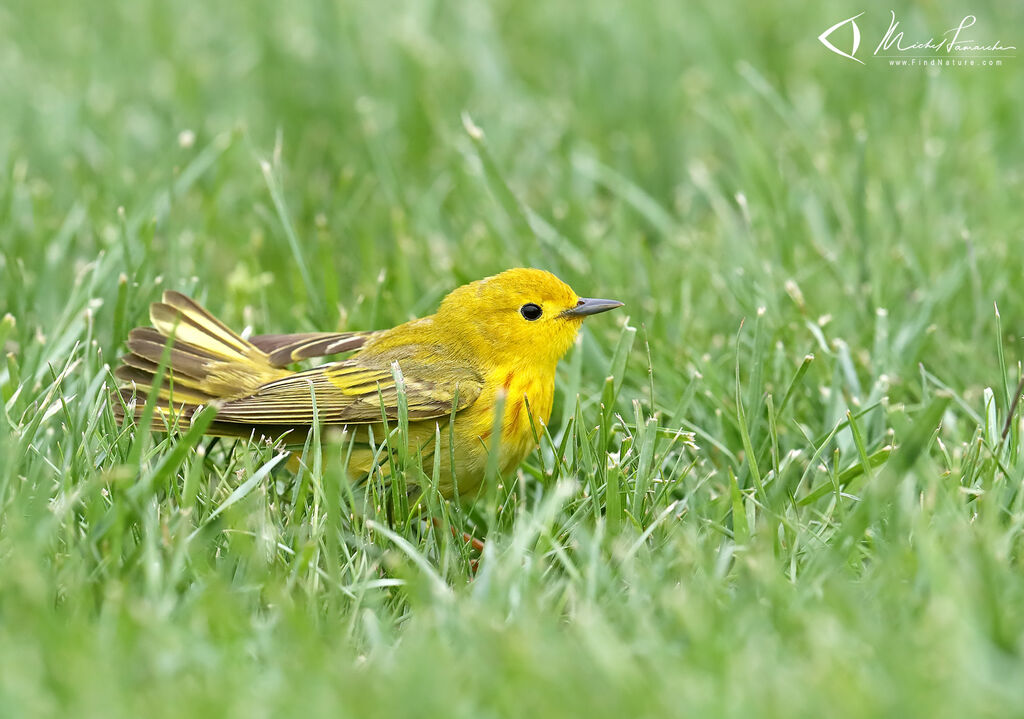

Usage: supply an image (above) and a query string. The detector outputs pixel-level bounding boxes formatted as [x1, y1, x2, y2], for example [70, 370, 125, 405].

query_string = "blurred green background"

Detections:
[1, 0, 1023, 716]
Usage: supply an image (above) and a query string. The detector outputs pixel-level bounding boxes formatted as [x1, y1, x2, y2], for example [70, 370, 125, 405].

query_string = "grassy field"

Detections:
[2, 0, 1024, 716]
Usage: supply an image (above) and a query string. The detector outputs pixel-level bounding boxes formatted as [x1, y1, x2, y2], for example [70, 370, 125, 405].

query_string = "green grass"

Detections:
[2, 0, 1024, 716]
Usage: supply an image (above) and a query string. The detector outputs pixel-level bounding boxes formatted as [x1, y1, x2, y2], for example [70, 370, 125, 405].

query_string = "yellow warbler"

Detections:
[114, 268, 622, 499]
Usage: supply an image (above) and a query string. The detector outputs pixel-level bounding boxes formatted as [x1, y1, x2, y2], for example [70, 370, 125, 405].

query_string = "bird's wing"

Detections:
[249, 331, 374, 367]
[213, 352, 484, 425]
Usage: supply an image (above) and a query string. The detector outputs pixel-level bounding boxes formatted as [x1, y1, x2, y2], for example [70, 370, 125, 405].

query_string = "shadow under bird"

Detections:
[114, 268, 623, 499]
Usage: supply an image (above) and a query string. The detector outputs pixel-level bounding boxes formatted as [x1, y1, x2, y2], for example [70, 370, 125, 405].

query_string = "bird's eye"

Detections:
[520, 303, 543, 321]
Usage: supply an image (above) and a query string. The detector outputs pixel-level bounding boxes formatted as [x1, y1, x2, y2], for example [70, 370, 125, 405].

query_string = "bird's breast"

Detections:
[500, 370, 553, 437]
[486, 366, 553, 472]
[405, 365, 558, 499]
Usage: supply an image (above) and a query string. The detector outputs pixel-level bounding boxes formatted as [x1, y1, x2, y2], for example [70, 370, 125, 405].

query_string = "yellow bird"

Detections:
[114, 268, 622, 499]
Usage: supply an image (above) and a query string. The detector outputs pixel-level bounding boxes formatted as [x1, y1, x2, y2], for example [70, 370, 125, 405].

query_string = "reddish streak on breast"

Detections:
[506, 398, 524, 435]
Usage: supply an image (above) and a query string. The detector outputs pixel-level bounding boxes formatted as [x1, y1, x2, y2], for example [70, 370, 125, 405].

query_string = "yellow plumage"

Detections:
[114, 268, 622, 498]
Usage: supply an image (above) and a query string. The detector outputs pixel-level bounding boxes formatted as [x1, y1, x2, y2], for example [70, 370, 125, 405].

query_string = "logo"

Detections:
[817, 11, 1016, 67]
[818, 13, 865, 64]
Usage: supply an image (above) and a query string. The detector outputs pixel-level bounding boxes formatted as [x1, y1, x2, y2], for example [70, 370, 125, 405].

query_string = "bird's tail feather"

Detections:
[113, 291, 290, 428]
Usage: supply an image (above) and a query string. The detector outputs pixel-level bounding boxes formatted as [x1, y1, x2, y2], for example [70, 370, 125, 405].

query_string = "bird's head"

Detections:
[436, 268, 623, 367]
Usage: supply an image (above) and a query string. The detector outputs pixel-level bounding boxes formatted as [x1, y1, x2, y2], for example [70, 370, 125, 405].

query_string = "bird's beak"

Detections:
[560, 297, 625, 318]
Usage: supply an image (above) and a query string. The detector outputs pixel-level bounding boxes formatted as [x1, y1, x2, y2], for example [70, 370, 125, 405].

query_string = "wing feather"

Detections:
[249, 332, 372, 367]
[214, 354, 483, 425]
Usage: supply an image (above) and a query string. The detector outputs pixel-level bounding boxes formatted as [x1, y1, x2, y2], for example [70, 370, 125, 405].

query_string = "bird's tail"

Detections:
[113, 291, 291, 428]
